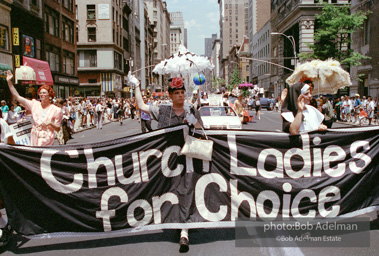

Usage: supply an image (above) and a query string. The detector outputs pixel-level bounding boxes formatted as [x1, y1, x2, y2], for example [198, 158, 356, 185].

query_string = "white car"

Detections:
[200, 106, 242, 129]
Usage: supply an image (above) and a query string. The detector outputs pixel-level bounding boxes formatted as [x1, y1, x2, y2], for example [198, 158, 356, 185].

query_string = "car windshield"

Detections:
[200, 107, 237, 117]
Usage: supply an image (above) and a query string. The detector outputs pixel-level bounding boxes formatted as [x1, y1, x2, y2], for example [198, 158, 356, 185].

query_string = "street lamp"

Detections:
[271, 32, 297, 67]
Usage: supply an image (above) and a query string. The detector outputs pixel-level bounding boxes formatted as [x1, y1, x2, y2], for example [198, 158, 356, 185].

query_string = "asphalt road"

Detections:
[2, 109, 377, 256]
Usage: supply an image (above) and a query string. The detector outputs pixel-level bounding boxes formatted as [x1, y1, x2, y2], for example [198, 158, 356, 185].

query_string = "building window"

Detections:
[87, 27, 96, 42]
[63, 50, 75, 75]
[363, 19, 370, 45]
[78, 50, 97, 67]
[114, 51, 122, 70]
[31, 0, 38, 7]
[153, 11, 157, 18]
[44, 8, 60, 37]
[62, 16, 74, 43]
[35, 39, 41, 59]
[45, 44, 60, 72]
[0, 25, 9, 51]
[87, 5, 96, 20]
[62, 0, 74, 12]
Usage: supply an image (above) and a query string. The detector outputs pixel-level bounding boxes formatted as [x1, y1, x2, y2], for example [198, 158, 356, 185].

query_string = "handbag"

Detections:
[180, 126, 214, 161]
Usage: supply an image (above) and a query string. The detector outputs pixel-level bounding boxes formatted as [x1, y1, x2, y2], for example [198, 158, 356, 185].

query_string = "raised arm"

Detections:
[289, 94, 305, 135]
[6, 70, 28, 107]
[128, 72, 150, 114]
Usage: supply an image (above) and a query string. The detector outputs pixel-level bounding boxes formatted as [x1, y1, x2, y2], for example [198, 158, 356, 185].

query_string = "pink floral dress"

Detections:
[24, 99, 63, 146]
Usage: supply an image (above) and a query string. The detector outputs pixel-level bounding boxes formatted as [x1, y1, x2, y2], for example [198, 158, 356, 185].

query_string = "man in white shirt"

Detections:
[367, 96, 375, 125]
[362, 96, 368, 111]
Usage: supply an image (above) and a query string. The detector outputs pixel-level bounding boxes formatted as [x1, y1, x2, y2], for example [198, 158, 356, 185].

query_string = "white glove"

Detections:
[127, 71, 140, 87]
[185, 113, 198, 126]
[183, 103, 191, 114]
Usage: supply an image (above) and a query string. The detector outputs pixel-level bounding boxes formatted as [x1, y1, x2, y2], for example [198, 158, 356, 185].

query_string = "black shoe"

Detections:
[0, 224, 13, 248]
[179, 237, 189, 253]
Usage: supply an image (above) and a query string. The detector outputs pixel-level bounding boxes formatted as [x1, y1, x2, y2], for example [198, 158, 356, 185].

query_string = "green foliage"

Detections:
[241, 88, 250, 97]
[227, 68, 241, 91]
[298, 2, 371, 68]
[210, 76, 226, 91]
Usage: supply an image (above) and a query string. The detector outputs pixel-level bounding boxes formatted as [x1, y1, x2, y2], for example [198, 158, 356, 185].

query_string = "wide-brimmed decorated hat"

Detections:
[168, 77, 185, 92]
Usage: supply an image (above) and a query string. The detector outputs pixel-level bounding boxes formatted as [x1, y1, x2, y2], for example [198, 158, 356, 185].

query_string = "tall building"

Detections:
[44, 0, 79, 98]
[204, 33, 217, 58]
[248, 0, 270, 84]
[169, 11, 185, 50]
[10, 0, 48, 100]
[252, 21, 271, 96]
[0, 0, 12, 100]
[271, 0, 350, 95]
[218, 0, 249, 82]
[350, 0, 378, 97]
[170, 26, 181, 54]
[144, 0, 170, 92]
[76, 0, 125, 98]
[211, 37, 220, 83]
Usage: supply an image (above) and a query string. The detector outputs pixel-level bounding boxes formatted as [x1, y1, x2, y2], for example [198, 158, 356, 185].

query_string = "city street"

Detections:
[1, 110, 377, 256]
[61, 109, 353, 145]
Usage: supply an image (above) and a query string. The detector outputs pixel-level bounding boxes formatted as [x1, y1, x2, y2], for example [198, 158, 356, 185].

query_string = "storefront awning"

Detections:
[0, 63, 12, 80]
[23, 56, 54, 86]
[101, 73, 113, 92]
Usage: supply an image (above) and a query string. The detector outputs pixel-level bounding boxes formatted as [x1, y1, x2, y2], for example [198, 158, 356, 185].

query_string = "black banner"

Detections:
[0, 125, 378, 237]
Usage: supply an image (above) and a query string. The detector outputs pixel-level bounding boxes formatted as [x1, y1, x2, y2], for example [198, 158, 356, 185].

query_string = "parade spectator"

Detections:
[95, 100, 104, 129]
[367, 96, 375, 125]
[354, 94, 362, 124]
[0, 100, 9, 122]
[334, 98, 341, 121]
[281, 82, 327, 134]
[358, 106, 367, 126]
[6, 70, 62, 146]
[81, 99, 88, 128]
[322, 97, 334, 128]
[117, 101, 124, 125]
[75, 100, 83, 131]
[130, 99, 136, 120]
[129, 73, 202, 253]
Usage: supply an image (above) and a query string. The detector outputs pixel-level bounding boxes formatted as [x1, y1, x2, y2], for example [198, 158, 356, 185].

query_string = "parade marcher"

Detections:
[254, 96, 261, 120]
[55, 98, 70, 145]
[129, 72, 202, 253]
[137, 96, 153, 132]
[0, 108, 15, 247]
[234, 94, 244, 123]
[281, 82, 327, 134]
[7, 105, 18, 125]
[6, 70, 62, 146]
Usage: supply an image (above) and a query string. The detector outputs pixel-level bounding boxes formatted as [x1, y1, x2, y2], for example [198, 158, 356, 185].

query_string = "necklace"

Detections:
[172, 106, 184, 110]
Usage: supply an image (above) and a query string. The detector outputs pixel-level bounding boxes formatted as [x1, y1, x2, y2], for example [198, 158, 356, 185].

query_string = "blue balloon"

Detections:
[193, 73, 206, 85]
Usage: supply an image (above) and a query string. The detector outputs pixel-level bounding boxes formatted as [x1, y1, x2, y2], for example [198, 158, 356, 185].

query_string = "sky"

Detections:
[164, 0, 220, 56]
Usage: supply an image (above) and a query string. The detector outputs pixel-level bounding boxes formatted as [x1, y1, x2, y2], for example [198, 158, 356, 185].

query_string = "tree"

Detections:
[227, 67, 241, 91]
[298, 2, 370, 68]
[210, 76, 226, 92]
